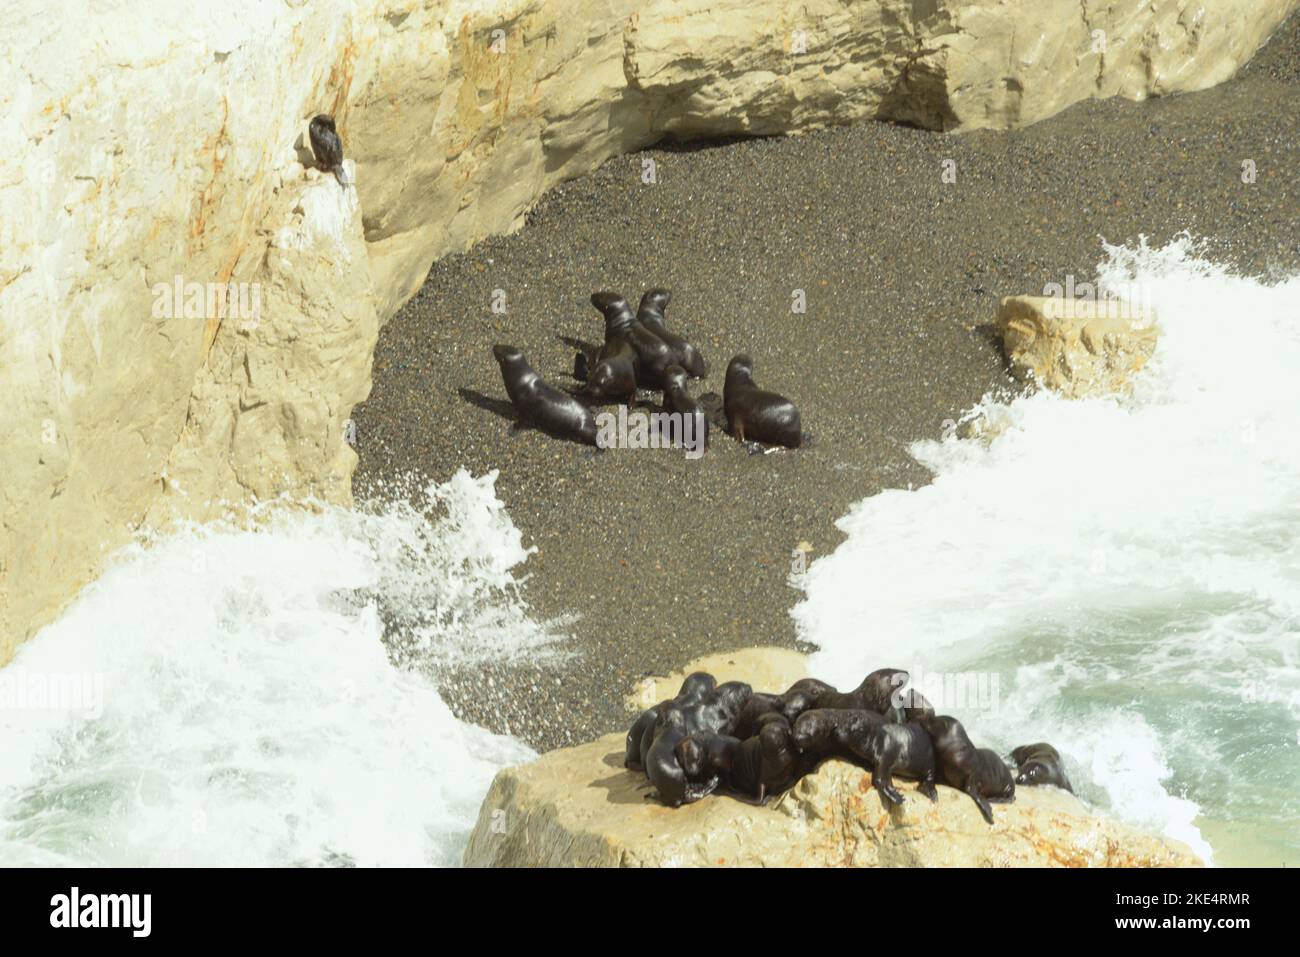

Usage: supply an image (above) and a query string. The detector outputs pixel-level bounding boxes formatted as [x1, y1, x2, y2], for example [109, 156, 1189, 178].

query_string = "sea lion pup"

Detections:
[676, 715, 807, 804]
[579, 294, 639, 405]
[723, 355, 803, 448]
[791, 709, 939, 807]
[591, 291, 673, 390]
[917, 715, 1015, 825]
[308, 114, 349, 187]
[625, 672, 717, 770]
[792, 708, 887, 761]
[637, 678, 750, 771]
[678, 680, 753, 737]
[492, 345, 598, 446]
[786, 668, 907, 715]
[1010, 742, 1073, 792]
[645, 708, 718, 807]
[660, 365, 708, 449]
[637, 288, 707, 378]
[732, 688, 820, 739]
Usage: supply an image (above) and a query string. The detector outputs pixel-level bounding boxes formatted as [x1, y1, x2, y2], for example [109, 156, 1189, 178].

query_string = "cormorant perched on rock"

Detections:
[308, 114, 349, 187]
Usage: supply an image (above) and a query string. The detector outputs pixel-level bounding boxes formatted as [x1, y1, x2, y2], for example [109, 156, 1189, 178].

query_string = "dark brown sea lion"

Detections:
[492, 345, 598, 446]
[786, 668, 907, 715]
[730, 689, 816, 739]
[1011, 742, 1073, 792]
[791, 708, 887, 760]
[637, 288, 707, 378]
[592, 291, 673, 389]
[625, 672, 717, 771]
[645, 708, 717, 807]
[578, 293, 640, 405]
[723, 355, 803, 448]
[659, 365, 708, 450]
[676, 714, 807, 804]
[917, 714, 1015, 824]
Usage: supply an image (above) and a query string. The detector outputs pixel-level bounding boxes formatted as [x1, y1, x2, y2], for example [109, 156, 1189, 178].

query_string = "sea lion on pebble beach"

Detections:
[579, 293, 640, 405]
[637, 288, 707, 378]
[918, 714, 1015, 824]
[1011, 742, 1073, 792]
[723, 355, 803, 448]
[660, 365, 708, 449]
[592, 291, 673, 390]
[492, 345, 598, 446]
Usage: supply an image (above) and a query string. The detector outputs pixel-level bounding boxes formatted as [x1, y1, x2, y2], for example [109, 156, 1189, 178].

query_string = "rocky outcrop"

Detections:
[2, 0, 1294, 659]
[462, 731, 1201, 866]
[995, 295, 1160, 399]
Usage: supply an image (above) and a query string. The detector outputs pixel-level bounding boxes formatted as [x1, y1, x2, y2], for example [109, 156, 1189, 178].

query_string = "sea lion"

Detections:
[492, 345, 598, 446]
[660, 365, 708, 449]
[591, 291, 673, 390]
[637, 679, 751, 772]
[858, 721, 940, 807]
[791, 708, 887, 760]
[1011, 742, 1073, 792]
[917, 714, 1015, 824]
[789, 708, 939, 807]
[625, 671, 718, 770]
[644, 708, 718, 807]
[786, 668, 907, 715]
[579, 294, 640, 405]
[731, 687, 821, 740]
[723, 355, 803, 448]
[678, 680, 753, 737]
[308, 114, 349, 187]
[637, 288, 707, 378]
[676, 715, 807, 804]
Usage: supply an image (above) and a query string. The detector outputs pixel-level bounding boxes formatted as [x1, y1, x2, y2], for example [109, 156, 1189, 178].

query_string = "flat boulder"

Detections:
[995, 295, 1159, 399]
[463, 732, 1200, 867]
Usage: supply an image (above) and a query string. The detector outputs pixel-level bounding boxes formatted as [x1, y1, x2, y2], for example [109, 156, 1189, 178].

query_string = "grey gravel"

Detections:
[354, 16, 1300, 752]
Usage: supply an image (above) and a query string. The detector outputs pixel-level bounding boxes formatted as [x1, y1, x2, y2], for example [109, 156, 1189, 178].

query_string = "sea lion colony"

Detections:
[493, 289, 806, 451]
[625, 669, 1073, 824]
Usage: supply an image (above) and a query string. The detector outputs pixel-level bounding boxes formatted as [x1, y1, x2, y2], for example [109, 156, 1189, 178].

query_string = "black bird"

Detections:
[308, 114, 349, 187]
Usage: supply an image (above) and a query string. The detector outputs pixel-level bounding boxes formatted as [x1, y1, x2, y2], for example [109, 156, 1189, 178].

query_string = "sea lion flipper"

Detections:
[967, 787, 995, 825]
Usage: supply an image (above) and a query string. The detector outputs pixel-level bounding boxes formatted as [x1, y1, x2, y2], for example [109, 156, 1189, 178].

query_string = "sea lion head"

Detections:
[590, 290, 631, 316]
[781, 690, 816, 722]
[585, 361, 618, 395]
[676, 671, 717, 704]
[862, 668, 909, 713]
[916, 713, 963, 747]
[1015, 759, 1050, 786]
[640, 288, 671, 314]
[674, 736, 708, 780]
[663, 365, 689, 391]
[725, 355, 755, 393]
[492, 343, 525, 366]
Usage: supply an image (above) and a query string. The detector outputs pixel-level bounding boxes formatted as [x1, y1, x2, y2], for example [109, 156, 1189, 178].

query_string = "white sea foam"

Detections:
[793, 238, 1300, 865]
[0, 469, 558, 867]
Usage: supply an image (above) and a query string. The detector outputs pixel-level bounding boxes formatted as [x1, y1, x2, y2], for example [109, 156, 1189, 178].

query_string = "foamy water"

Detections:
[793, 238, 1300, 865]
[0, 470, 559, 867]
